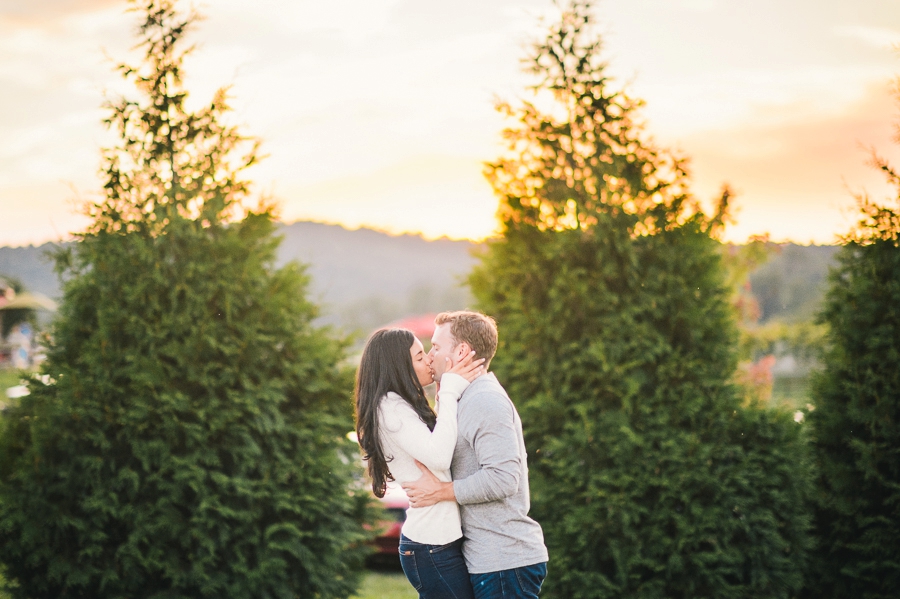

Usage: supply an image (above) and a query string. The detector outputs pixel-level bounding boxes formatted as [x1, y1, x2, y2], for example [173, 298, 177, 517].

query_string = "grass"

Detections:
[352, 569, 416, 599]
[0, 571, 408, 599]
[0, 370, 23, 394]
[771, 374, 812, 409]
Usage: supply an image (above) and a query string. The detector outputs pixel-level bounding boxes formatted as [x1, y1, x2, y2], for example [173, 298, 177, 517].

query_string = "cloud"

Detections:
[836, 25, 900, 49]
[672, 0, 718, 12]
[675, 82, 900, 243]
[3, 0, 899, 247]
[0, 0, 125, 25]
[278, 154, 498, 241]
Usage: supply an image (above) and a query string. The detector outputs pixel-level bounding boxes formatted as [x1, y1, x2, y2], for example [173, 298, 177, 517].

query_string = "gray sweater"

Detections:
[451, 372, 548, 574]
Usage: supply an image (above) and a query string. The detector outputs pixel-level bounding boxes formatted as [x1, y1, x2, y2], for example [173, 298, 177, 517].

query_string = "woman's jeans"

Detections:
[399, 534, 475, 599]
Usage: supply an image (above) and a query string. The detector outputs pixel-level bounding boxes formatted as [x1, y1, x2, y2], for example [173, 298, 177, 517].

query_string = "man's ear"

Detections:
[455, 342, 471, 360]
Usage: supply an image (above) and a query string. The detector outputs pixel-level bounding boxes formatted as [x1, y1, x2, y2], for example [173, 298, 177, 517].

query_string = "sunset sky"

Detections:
[2, 0, 899, 247]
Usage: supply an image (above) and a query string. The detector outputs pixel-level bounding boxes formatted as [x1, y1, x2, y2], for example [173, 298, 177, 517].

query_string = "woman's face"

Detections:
[409, 337, 434, 387]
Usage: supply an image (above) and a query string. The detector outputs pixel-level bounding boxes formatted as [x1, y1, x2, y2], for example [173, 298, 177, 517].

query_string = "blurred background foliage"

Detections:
[0, 233, 835, 352]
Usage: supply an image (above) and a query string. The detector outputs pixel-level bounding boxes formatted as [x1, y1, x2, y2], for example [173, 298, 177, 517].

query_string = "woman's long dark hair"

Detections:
[355, 328, 436, 497]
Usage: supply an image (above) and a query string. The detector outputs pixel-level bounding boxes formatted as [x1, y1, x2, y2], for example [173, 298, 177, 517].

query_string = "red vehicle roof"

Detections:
[386, 313, 437, 340]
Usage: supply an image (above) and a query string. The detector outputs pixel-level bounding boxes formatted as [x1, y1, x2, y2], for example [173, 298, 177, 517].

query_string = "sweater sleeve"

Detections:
[379, 373, 469, 473]
[452, 390, 522, 505]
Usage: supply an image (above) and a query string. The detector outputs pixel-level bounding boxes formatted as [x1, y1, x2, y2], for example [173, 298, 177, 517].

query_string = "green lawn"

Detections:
[352, 570, 416, 599]
[1, 565, 412, 599]
[0, 370, 23, 394]
[771, 374, 812, 409]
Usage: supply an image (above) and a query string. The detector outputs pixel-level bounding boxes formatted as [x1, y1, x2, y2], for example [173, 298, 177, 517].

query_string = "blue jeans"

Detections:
[470, 562, 547, 599]
[399, 534, 475, 599]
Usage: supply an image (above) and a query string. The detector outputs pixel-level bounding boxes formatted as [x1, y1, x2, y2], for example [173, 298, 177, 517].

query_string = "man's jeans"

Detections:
[470, 562, 547, 599]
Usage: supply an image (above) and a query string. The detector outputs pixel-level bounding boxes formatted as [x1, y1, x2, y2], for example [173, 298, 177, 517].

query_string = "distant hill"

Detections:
[0, 243, 61, 300]
[0, 225, 840, 335]
[0, 222, 480, 338]
[273, 221, 479, 333]
[749, 244, 841, 323]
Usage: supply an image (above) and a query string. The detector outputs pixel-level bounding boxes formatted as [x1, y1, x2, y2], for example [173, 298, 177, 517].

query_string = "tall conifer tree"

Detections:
[0, 2, 369, 597]
[802, 90, 900, 599]
[470, 3, 812, 597]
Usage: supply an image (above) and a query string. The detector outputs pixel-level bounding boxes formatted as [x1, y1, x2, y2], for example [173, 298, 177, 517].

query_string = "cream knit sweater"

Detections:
[377, 373, 469, 545]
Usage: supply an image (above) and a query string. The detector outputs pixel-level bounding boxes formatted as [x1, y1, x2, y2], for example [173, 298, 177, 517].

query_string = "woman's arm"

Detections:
[381, 373, 468, 472]
[381, 353, 484, 472]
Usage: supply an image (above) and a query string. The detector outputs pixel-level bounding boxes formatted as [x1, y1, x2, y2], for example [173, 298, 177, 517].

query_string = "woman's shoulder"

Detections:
[380, 391, 406, 405]
[378, 392, 413, 415]
[378, 392, 418, 433]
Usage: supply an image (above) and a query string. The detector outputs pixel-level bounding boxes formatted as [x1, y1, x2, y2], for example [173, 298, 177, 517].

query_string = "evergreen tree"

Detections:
[470, 3, 812, 597]
[0, 2, 370, 597]
[803, 95, 900, 599]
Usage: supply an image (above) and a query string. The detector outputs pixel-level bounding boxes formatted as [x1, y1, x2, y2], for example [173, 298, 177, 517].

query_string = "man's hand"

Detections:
[401, 460, 456, 508]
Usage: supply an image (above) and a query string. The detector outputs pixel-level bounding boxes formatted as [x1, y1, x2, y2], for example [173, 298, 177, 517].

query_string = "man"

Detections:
[403, 311, 548, 599]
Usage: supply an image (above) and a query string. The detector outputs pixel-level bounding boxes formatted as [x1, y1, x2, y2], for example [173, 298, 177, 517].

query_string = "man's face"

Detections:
[429, 323, 465, 382]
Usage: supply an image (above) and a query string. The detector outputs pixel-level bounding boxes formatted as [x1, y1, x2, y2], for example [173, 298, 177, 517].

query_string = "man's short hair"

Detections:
[434, 311, 498, 363]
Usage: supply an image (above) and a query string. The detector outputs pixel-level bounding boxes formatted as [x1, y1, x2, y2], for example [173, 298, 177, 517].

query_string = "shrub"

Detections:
[803, 135, 900, 599]
[0, 2, 370, 597]
[470, 3, 813, 597]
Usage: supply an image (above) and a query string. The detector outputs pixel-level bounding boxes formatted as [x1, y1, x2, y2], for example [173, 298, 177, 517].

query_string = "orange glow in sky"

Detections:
[1, 0, 899, 246]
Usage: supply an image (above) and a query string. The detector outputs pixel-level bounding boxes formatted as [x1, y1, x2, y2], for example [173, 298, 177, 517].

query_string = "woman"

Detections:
[355, 327, 483, 599]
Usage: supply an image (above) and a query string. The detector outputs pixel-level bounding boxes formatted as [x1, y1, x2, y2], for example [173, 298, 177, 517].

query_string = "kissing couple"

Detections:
[355, 311, 548, 599]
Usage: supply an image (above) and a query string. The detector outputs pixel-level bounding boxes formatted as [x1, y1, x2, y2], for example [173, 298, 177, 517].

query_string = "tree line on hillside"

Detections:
[749, 243, 840, 323]
[0, 223, 478, 336]
[0, 234, 842, 337]
[0, 1, 896, 599]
